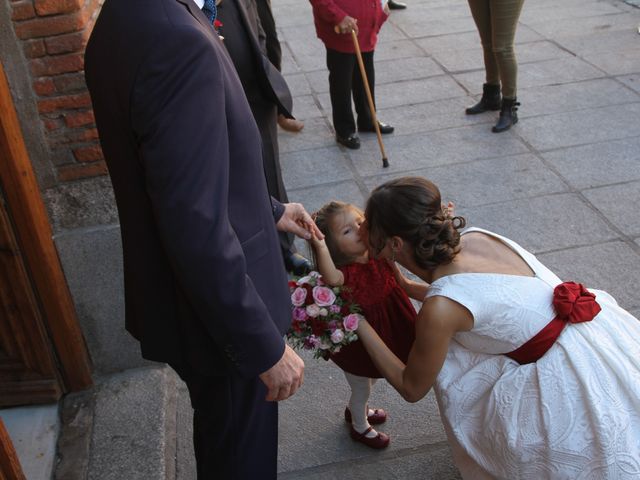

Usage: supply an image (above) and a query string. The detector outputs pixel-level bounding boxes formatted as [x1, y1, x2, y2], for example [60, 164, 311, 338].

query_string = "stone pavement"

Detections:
[8, 0, 640, 478]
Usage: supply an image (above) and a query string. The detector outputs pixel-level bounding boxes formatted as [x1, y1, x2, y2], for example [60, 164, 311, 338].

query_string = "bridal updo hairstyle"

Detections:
[365, 177, 466, 270]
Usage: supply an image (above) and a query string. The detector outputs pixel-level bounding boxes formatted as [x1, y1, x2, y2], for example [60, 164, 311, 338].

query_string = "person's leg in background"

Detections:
[490, 0, 525, 132]
[327, 48, 361, 149]
[465, 0, 502, 116]
[352, 50, 394, 134]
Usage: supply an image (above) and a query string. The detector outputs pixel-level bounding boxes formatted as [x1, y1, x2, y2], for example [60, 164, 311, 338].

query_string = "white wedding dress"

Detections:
[428, 228, 640, 480]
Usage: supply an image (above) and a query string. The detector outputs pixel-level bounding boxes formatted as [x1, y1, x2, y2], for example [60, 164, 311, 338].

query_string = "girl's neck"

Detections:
[351, 250, 369, 264]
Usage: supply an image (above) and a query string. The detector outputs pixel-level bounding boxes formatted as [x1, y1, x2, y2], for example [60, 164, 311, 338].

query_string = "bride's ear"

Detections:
[389, 236, 403, 254]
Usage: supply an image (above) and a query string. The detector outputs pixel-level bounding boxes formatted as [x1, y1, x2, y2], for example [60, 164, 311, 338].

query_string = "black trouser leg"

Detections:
[352, 50, 375, 130]
[326, 48, 357, 138]
[186, 373, 278, 479]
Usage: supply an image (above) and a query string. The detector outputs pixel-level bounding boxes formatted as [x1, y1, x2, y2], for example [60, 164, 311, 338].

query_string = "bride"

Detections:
[355, 176, 640, 479]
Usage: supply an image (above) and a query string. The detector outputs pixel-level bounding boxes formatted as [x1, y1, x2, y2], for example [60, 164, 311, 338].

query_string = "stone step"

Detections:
[56, 365, 181, 480]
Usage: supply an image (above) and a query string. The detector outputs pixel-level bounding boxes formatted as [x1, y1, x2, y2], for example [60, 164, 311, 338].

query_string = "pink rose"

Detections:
[330, 329, 345, 344]
[306, 304, 321, 317]
[292, 307, 308, 322]
[291, 287, 307, 307]
[343, 313, 362, 332]
[313, 286, 336, 307]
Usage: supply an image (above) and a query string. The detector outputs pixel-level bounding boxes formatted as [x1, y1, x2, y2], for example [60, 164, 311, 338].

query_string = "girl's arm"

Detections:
[308, 237, 344, 287]
[389, 261, 429, 301]
[356, 296, 472, 402]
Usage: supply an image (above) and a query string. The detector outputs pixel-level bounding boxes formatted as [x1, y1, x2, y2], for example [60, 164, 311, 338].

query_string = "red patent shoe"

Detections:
[349, 425, 390, 449]
[344, 407, 387, 425]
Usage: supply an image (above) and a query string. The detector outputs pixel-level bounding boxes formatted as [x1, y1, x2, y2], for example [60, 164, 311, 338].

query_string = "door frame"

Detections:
[0, 61, 92, 394]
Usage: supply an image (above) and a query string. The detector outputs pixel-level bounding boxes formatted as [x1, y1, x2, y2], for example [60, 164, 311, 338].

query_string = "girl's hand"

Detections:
[336, 16, 358, 34]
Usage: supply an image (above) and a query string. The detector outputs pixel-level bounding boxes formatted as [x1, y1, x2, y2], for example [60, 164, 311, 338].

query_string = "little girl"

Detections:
[310, 201, 427, 449]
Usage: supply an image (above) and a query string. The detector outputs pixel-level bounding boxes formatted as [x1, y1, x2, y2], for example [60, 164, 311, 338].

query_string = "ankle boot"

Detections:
[492, 97, 520, 133]
[465, 83, 501, 115]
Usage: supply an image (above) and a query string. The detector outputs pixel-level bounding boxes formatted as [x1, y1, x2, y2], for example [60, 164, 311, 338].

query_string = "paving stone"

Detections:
[285, 72, 313, 96]
[398, 14, 477, 39]
[363, 153, 568, 208]
[370, 97, 489, 136]
[281, 146, 355, 190]
[279, 116, 336, 154]
[280, 442, 461, 479]
[455, 57, 605, 95]
[432, 40, 573, 74]
[618, 74, 640, 94]
[348, 124, 529, 176]
[518, 78, 640, 118]
[374, 39, 428, 61]
[316, 75, 467, 113]
[378, 20, 411, 42]
[288, 180, 367, 214]
[278, 350, 449, 473]
[581, 49, 640, 76]
[55, 391, 94, 480]
[555, 28, 640, 56]
[415, 25, 543, 54]
[582, 181, 640, 237]
[460, 193, 617, 254]
[517, 103, 640, 151]
[538, 241, 640, 310]
[520, 2, 624, 24]
[522, 13, 636, 39]
[290, 94, 325, 120]
[541, 137, 640, 189]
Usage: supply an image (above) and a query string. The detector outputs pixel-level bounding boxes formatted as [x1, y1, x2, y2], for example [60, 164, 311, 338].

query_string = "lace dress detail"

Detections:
[428, 228, 640, 479]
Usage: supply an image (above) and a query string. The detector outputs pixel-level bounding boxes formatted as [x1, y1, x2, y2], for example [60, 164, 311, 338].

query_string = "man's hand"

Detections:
[336, 16, 358, 34]
[259, 345, 305, 401]
[277, 202, 324, 241]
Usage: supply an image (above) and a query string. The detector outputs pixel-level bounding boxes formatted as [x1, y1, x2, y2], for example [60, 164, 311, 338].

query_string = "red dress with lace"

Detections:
[331, 258, 417, 378]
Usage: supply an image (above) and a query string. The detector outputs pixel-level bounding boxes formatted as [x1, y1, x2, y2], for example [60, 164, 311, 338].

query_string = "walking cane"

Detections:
[334, 26, 389, 168]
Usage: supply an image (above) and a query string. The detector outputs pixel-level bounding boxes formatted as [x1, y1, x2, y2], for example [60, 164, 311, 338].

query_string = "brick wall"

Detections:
[9, 0, 106, 183]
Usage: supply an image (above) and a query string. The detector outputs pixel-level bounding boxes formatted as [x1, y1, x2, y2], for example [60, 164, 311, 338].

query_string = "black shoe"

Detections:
[466, 83, 501, 115]
[284, 252, 312, 276]
[492, 97, 520, 133]
[336, 133, 361, 149]
[387, 0, 407, 9]
[359, 122, 394, 134]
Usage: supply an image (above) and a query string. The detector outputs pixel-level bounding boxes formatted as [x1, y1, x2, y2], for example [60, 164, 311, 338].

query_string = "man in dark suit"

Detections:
[84, 0, 320, 477]
[216, 0, 311, 275]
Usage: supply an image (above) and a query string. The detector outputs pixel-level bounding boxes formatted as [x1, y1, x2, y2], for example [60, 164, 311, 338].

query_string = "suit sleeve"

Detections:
[130, 26, 285, 378]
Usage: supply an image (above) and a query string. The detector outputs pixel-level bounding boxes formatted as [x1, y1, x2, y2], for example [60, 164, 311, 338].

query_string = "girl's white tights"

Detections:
[344, 371, 378, 438]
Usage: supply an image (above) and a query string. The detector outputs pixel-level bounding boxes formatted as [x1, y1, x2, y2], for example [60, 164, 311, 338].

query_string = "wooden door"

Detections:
[0, 61, 92, 407]
[0, 185, 63, 406]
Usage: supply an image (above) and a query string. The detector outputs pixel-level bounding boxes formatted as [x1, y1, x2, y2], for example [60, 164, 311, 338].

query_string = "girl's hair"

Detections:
[365, 176, 466, 270]
[313, 201, 364, 266]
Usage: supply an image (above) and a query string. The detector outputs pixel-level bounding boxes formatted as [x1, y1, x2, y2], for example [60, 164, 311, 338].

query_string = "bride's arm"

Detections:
[388, 260, 429, 301]
[356, 296, 472, 402]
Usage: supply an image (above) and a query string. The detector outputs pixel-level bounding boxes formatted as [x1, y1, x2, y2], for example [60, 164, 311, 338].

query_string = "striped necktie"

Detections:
[202, 0, 217, 24]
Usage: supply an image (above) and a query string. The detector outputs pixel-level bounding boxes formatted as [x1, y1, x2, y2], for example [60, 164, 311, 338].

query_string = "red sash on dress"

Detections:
[506, 282, 601, 365]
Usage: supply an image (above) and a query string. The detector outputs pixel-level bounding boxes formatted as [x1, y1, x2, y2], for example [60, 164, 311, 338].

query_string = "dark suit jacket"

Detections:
[84, 0, 291, 379]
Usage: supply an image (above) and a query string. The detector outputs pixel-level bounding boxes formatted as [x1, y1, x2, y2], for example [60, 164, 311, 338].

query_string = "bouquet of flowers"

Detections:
[286, 271, 364, 359]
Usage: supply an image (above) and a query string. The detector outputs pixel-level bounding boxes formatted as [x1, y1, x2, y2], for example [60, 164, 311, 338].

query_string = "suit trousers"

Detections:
[249, 99, 295, 255]
[326, 48, 375, 138]
[181, 369, 278, 479]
